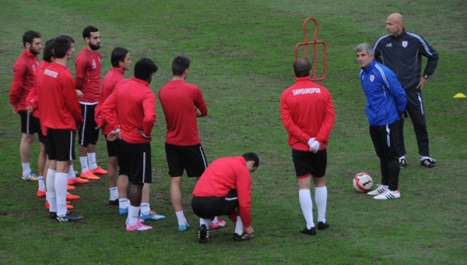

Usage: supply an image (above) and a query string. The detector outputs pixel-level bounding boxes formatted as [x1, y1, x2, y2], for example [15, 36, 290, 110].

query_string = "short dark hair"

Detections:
[172, 55, 190, 76]
[43, 39, 55, 62]
[22, 30, 41, 47]
[134, 58, 158, 81]
[111, 47, 129, 67]
[242, 152, 260, 168]
[52, 36, 71, 59]
[293, 57, 312, 78]
[58, 35, 75, 44]
[82, 26, 99, 39]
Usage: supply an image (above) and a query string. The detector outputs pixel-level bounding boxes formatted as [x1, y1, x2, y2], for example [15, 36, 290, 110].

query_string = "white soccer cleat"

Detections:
[367, 185, 388, 196]
[374, 189, 400, 200]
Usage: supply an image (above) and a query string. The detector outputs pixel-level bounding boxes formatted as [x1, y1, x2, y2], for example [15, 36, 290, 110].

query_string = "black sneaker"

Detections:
[317, 222, 329, 230]
[300, 226, 316, 235]
[399, 158, 407, 168]
[109, 199, 119, 206]
[233, 233, 251, 241]
[56, 213, 84, 222]
[49, 212, 57, 219]
[421, 158, 438, 168]
[198, 224, 210, 243]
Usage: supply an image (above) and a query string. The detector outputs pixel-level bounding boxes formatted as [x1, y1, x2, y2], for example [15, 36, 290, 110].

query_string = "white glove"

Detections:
[309, 140, 320, 151]
[307, 138, 316, 148]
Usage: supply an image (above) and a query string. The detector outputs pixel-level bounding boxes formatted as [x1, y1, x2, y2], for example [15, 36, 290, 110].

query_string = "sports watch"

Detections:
[423, 74, 429, 79]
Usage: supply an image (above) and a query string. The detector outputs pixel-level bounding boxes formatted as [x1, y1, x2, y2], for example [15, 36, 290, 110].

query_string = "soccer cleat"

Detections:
[421, 158, 438, 168]
[140, 210, 166, 220]
[198, 224, 210, 243]
[233, 232, 252, 241]
[80, 170, 100, 181]
[318, 221, 329, 230]
[66, 192, 80, 201]
[56, 213, 84, 222]
[67, 185, 76, 191]
[178, 222, 190, 232]
[126, 222, 152, 232]
[367, 185, 388, 196]
[68, 177, 89, 185]
[22, 171, 38, 181]
[399, 158, 407, 168]
[37, 190, 46, 198]
[210, 217, 227, 229]
[119, 207, 128, 216]
[109, 199, 119, 206]
[300, 226, 317, 235]
[209, 221, 221, 230]
[374, 189, 400, 200]
[125, 218, 145, 225]
[91, 166, 108, 175]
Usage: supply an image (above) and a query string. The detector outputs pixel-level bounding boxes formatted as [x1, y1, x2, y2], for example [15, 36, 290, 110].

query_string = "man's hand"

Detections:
[245, 226, 254, 238]
[76, 89, 83, 99]
[107, 130, 118, 141]
[416, 76, 427, 90]
[195, 107, 202, 117]
[27, 106, 34, 113]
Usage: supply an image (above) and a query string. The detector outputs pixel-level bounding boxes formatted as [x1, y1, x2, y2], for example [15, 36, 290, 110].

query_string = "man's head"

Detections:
[82, 26, 100, 51]
[52, 36, 72, 59]
[22, 30, 42, 55]
[111, 47, 131, 70]
[42, 39, 55, 63]
[134, 58, 158, 84]
[293, 57, 312, 78]
[355, 43, 374, 69]
[242, 152, 260, 173]
[386, 13, 404, 37]
[172, 55, 190, 77]
[57, 35, 75, 59]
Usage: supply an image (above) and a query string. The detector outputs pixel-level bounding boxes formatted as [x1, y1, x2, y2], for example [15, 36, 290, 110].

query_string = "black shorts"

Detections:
[19, 110, 38, 134]
[46, 128, 75, 161]
[78, 104, 99, 147]
[192, 190, 238, 219]
[105, 136, 118, 157]
[291, 148, 327, 178]
[165, 143, 207, 177]
[33, 117, 46, 144]
[118, 140, 152, 185]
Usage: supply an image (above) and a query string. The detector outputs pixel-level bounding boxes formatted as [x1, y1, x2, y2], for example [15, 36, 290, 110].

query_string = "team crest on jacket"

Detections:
[370, 75, 375, 82]
[402, 41, 408, 48]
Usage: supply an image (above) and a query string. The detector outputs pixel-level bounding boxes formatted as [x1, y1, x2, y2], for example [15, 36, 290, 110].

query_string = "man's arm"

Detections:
[74, 56, 86, 91]
[63, 77, 83, 126]
[9, 58, 26, 109]
[419, 37, 439, 77]
[280, 96, 312, 144]
[315, 91, 336, 145]
[193, 88, 208, 117]
[141, 91, 156, 137]
[385, 69, 407, 113]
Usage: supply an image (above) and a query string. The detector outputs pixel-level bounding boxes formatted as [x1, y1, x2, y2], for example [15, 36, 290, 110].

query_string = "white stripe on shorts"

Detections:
[142, 152, 146, 184]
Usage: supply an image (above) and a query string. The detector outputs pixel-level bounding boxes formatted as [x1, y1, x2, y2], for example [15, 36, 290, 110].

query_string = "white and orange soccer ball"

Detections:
[353, 172, 373, 192]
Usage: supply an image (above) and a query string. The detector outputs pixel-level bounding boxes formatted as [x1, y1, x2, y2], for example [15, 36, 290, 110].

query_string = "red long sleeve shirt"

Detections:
[74, 48, 101, 103]
[38, 62, 83, 131]
[158, 80, 207, 146]
[100, 77, 156, 144]
[26, 60, 51, 119]
[192, 156, 252, 227]
[10, 50, 40, 112]
[95, 67, 125, 135]
[280, 77, 335, 151]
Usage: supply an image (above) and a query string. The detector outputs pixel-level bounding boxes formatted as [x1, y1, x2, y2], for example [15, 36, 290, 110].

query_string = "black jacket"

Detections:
[373, 29, 439, 89]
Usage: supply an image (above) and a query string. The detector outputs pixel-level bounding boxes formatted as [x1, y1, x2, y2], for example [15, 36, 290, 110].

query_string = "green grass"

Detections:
[1, 0, 466, 264]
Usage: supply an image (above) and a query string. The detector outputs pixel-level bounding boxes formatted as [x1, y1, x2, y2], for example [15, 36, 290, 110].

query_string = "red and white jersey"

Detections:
[193, 156, 252, 227]
[74, 48, 101, 103]
[280, 77, 335, 151]
[158, 80, 207, 146]
[100, 77, 156, 144]
[10, 50, 40, 112]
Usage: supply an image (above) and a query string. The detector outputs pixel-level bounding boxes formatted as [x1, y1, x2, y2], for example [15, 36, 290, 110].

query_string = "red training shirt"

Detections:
[158, 80, 207, 146]
[192, 156, 252, 227]
[10, 50, 40, 112]
[280, 77, 335, 151]
[74, 48, 101, 103]
[100, 77, 156, 144]
[95, 67, 125, 135]
[26, 60, 51, 120]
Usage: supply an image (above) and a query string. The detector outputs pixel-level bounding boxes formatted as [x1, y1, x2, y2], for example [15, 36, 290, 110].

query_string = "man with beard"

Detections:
[75, 25, 107, 181]
[10, 30, 42, 181]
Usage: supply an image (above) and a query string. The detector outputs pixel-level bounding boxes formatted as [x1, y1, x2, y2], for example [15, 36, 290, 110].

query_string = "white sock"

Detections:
[119, 198, 129, 209]
[128, 205, 140, 226]
[46, 169, 56, 212]
[200, 218, 211, 227]
[79, 156, 89, 173]
[299, 189, 315, 229]
[315, 186, 327, 223]
[22, 163, 31, 176]
[235, 216, 244, 235]
[175, 210, 186, 225]
[38, 176, 45, 191]
[212, 216, 219, 223]
[140, 203, 150, 215]
[399, 156, 406, 161]
[421, 156, 430, 161]
[109, 187, 119, 200]
[68, 164, 76, 180]
[88, 152, 97, 170]
[55, 172, 68, 217]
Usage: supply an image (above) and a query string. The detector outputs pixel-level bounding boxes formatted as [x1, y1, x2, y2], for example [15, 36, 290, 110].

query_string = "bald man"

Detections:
[373, 13, 439, 169]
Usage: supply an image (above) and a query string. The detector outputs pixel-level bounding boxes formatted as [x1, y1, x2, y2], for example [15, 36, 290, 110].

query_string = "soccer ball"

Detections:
[353, 172, 373, 192]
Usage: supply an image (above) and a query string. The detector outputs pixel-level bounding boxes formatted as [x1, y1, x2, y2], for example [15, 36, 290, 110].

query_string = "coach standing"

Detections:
[373, 13, 439, 168]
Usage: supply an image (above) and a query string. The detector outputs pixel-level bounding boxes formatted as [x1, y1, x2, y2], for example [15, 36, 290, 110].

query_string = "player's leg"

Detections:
[87, 105, 107, 175]
[311, 149, 329, 230]
[139, 183, 166, 220]
[367, 125, 389, 196]
[105, 137, 119, 205]
[19, 111, 37, 180]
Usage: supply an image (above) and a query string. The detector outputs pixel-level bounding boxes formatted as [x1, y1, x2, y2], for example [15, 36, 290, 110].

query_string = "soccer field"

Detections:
[0, 0, 466, 264]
